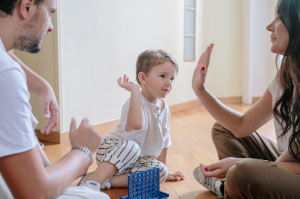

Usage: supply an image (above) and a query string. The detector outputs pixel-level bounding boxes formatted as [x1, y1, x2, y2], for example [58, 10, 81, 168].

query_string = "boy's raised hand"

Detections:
[117, 74, 140, 92]
[192, 43, 214, 92]
[166, 171, 185, 181]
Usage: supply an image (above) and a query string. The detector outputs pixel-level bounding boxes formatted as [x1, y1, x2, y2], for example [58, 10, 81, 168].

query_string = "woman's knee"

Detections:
[226, 159, 265, 192]
[211, 122, 231, 141]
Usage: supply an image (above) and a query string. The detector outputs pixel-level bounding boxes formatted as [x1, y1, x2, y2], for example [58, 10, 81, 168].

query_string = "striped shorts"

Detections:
[96, 137, 168, 183]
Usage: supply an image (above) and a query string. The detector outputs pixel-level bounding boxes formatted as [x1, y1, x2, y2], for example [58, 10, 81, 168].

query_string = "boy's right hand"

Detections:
[117, 74, 140, 92]
[69, 118, 101, 154]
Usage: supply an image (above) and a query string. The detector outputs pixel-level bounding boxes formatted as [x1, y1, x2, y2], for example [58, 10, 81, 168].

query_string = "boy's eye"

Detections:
[160, 75, 165, 78]
[170, 78, 174, 81]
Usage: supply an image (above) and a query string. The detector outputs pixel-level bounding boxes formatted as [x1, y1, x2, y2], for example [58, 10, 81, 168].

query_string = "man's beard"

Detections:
[15, 34, 42, 54]
[14, 9, 43, 54]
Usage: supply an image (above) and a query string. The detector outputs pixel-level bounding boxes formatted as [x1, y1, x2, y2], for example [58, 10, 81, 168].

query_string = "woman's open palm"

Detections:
[192, 44, 214, 91]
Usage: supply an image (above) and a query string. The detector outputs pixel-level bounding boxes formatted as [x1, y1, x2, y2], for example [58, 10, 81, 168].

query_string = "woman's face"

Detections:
[266, 15, 289, 55]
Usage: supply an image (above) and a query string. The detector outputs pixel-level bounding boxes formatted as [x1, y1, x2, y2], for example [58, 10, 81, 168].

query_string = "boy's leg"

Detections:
[110, 156, 168, 188]
[110, 173, 131, 187]
[85, 138, 140, 185]
[212, 122, 280, 161]
[89, 161, 118, 184]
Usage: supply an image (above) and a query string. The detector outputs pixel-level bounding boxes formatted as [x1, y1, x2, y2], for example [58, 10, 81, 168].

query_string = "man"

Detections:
[0, 0, 108, 198]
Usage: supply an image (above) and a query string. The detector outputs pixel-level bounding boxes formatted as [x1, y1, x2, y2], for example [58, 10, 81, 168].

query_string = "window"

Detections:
[184, 0, 196, 61]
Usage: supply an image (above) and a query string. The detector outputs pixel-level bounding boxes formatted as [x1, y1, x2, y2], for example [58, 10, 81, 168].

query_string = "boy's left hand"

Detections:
[166, 171, 185, 181]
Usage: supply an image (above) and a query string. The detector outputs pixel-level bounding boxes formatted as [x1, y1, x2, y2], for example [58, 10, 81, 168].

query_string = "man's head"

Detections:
[0, 0, 45, 16]
[0, 0, 56, 53]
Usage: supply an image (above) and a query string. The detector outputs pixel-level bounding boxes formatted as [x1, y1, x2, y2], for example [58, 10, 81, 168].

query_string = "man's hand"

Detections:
[166, 171, 185, 181]
[39, 84, 59, 134]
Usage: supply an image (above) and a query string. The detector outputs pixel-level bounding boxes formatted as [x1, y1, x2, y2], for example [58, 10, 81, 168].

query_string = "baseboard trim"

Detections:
[35, 130, 61, 144]
[37, 96, 242, 144]
[169, 100, 201, 113]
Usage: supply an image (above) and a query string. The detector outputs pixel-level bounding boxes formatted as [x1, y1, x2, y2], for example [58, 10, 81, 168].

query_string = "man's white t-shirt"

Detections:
[269, 75, 292, 152]
[0, 38, 37, 158]
[108, 94, 172, 158]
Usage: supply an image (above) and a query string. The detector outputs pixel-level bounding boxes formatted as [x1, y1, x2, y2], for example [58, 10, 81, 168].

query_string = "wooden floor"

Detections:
[42, 103, 276, 199]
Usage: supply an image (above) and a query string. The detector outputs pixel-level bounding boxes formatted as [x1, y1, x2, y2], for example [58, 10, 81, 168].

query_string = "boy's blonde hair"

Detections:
[136, 49, 178, 85]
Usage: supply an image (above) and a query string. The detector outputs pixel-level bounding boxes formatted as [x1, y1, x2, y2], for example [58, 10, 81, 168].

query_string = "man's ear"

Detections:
[18, 0, 36, 19]
[138, 72, 147, 85]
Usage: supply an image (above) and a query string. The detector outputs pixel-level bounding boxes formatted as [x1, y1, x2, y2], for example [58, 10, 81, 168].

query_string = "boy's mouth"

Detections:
[162, 89, 169, 93]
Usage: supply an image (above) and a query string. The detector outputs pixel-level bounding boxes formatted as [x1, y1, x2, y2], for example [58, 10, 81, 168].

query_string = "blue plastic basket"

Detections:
[119, 168, 169, 199]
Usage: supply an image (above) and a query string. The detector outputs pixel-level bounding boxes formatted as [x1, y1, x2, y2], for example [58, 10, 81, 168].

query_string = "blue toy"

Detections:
[119, 168, 169, 199]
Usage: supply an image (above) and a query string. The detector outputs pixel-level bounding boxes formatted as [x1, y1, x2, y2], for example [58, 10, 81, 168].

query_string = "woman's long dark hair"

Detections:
[273, 0, 300, 161]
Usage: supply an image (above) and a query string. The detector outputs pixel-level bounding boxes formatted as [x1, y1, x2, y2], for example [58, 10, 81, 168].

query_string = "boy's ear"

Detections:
[18, 0, 36, 19]
[138, 72, 146, 85]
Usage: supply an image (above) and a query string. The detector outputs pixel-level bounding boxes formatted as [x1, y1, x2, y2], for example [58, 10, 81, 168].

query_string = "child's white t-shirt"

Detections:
[108, 94, 172, 158]
[268, 75, 292, 152]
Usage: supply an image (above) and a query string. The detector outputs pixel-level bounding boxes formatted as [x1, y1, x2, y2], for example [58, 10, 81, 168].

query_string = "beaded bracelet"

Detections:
[71, 146, 93, 162]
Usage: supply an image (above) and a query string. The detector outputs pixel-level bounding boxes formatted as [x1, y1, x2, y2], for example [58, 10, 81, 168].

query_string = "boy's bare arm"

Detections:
[157, 148, 185, 181]
[157, 148, 168, 165]
[118, 74, 144, 130]
[127, 88, 144, 130]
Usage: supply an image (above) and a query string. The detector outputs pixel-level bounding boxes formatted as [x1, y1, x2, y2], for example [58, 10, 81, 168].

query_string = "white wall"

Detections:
[14, 0, 278, 133]
[242, 0, 278, 104]
[202, 0, 243, 97]
[57, 0, 245, 132]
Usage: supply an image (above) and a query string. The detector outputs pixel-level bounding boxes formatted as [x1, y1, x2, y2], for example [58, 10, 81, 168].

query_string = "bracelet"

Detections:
[71, 146, 93, 162]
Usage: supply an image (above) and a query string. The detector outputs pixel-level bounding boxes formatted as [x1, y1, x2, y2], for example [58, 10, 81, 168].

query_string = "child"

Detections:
[78, 49, 185, 190]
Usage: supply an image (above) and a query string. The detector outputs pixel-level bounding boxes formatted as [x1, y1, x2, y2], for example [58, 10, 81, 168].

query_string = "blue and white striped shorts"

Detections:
[96, 137, 168, 183]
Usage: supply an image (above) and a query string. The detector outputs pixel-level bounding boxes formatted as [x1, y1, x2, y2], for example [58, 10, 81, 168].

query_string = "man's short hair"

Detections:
[0, 0, 45, 16]
[136, 49, 179, 85]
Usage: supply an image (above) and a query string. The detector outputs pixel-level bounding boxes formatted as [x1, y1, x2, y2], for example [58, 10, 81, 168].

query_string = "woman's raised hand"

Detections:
[192, 43, 214, 92]
[117, 74, 140, 92]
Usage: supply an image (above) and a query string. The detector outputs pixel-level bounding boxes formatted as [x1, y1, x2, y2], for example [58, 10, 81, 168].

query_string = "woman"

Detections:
[192, 0, 300, 198]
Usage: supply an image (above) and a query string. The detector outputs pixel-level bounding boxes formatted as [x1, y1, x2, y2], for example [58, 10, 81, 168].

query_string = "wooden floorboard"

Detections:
[42, 103, 275, 199]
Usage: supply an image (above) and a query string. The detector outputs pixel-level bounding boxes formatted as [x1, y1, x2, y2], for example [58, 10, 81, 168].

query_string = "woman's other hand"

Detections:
[192, 43, 214, 92]
[199, 157, 242, 179]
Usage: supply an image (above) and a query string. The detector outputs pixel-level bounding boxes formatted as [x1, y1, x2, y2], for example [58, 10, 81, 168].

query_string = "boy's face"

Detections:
[144, 61, 176, 99]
